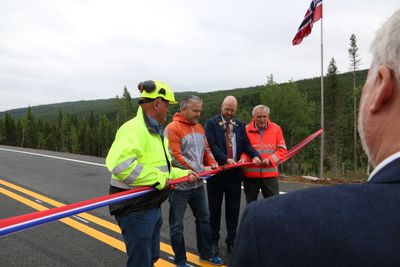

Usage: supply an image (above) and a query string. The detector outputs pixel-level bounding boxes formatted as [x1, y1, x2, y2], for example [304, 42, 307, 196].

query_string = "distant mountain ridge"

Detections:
[0, 99, 119, 122]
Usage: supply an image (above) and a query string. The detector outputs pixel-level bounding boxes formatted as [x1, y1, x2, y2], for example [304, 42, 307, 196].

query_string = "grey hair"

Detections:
[370, 9, 400, 81]
[252, 105, 270, 116]
[180, 95, 202, 110]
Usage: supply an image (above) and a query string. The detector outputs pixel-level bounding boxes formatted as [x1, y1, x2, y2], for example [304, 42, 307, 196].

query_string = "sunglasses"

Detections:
[138, 80, 166, 96]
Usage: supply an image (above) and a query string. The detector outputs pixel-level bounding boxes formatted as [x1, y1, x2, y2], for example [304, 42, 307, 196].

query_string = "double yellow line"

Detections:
[0, 180, 224, 267]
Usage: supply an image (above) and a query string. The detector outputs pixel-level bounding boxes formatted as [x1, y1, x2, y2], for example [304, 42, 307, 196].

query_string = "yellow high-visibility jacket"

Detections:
[106, 106, 189, 215]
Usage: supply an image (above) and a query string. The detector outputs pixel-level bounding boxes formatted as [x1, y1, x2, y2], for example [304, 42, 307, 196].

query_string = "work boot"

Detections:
[200, 256, 224, 266]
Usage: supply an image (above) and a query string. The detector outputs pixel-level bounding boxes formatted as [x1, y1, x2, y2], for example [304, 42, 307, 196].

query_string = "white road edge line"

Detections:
[0, 147, 105, 167]
[0, 147, 287, 194]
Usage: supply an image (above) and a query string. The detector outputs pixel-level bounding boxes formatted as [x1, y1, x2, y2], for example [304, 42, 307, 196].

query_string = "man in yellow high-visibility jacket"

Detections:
[106, 80, 197, 267]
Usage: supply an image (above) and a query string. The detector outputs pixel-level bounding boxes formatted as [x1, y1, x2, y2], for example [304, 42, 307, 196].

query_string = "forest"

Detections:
[0, 70, 368, 180]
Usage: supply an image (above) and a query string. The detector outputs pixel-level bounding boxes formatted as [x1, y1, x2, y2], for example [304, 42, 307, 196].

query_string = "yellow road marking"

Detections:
[0, 186, 174, 267]
[0, 180, 226, 266]
[0, 186, 125, 250]
[0, 180, 120, 233]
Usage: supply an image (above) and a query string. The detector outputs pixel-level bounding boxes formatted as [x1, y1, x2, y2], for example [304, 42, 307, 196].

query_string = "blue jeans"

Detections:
[169, 186, 213, 264]
[115, 207, 162, 267]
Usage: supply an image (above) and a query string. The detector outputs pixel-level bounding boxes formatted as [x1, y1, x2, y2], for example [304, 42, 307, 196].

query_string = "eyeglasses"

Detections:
[138, 80, 166, 96]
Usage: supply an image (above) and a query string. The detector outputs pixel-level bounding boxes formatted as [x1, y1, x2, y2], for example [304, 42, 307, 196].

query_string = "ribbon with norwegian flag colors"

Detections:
[281, 128, 324, 164]
[0, 129, 323, 237]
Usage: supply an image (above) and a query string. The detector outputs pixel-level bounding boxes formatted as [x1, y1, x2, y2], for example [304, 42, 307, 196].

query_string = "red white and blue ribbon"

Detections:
[0, 186, 154, 237]
[0, 163, 249, 237]
[280, 128, 324, 164]
[0, 129, 323, 237]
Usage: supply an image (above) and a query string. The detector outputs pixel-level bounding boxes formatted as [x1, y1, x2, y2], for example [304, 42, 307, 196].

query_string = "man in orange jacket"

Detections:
[240, 105, 287, 204]
[164, 95, 224, 266]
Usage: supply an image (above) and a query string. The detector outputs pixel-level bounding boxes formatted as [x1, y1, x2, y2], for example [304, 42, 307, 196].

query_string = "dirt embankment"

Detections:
[279, 175, 366, 185]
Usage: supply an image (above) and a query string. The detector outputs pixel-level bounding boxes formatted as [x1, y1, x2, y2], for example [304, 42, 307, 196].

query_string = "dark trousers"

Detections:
[243, 177, 279, 204]
[206, 168, 242, 246]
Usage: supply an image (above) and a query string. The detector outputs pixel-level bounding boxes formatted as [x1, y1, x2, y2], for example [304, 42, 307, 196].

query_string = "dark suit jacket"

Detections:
[205, 115, 259, 165]
[230, 156, 400, 267]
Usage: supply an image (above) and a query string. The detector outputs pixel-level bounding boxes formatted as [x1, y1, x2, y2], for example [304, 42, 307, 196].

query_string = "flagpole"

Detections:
[320, 16, 324, 179]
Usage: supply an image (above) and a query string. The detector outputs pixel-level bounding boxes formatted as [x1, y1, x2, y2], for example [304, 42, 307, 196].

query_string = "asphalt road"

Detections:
[0, 145, 318, 266]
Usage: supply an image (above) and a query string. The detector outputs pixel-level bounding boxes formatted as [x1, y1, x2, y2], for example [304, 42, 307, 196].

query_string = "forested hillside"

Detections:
[0, 99, 119, 122]
[0, 69, 369, 178]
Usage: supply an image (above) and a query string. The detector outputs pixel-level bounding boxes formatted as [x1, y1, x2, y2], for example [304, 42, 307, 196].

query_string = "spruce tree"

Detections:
[325, 58, 342, 176]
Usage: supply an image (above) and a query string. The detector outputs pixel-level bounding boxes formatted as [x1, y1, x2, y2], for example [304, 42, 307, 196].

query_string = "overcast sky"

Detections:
[0, 0, 398, 111]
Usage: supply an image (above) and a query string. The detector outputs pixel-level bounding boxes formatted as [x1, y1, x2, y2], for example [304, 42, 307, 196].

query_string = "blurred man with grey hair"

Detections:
[231, 10, 400, 267]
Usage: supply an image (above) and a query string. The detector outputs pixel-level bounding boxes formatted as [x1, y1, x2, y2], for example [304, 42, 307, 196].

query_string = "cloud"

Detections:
[0, 0, 399, 111]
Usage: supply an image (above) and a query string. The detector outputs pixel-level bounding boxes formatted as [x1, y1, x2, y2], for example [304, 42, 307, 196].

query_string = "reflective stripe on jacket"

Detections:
[241, 120, 287, 178]
[106, 106, 189, 189]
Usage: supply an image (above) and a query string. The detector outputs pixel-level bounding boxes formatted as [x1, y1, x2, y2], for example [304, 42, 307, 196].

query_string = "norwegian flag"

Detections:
[292, 0, 323, 45]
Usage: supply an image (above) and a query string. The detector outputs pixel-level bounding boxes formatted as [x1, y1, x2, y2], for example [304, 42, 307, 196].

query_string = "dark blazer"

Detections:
[230, 156, 400, 267]
[205, 115, 259, 165]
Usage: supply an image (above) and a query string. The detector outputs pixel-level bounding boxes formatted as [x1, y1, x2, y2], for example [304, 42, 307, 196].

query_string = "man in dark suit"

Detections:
[230, 9, 400, 267]
[205, 95, 261, 256]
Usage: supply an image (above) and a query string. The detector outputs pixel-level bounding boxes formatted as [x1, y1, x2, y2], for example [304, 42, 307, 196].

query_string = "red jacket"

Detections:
[241, 120, 287, 178]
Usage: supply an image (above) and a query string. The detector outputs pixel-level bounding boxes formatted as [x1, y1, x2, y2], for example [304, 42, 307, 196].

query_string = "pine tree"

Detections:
[0, 118, 4, 144]
[97, 115, 113, 157]
[55, 110, 64, 151]
[24, 106, 37, 148]
[3, 113, 17, 146]
[69, 125, 79, 154]
[117, 86, 135, 126]
[80, 119, 91, 155]
[348, 34, 361, 172]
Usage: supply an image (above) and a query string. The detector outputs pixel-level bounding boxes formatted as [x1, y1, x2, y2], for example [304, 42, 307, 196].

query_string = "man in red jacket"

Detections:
[240, 105, 287, 203]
